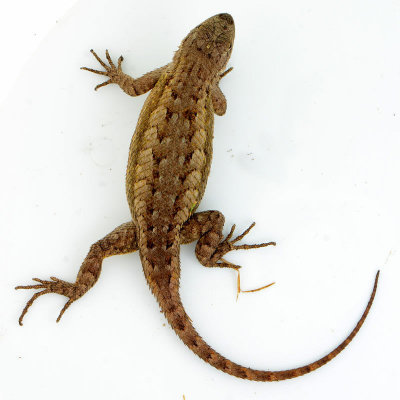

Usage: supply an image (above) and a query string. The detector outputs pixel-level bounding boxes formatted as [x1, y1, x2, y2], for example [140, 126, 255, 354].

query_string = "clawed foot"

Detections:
[15, 277, 81, 325]
[214, 223, 276, 298]
[81, 49, 125, 90]
[215, 222, 276, 269]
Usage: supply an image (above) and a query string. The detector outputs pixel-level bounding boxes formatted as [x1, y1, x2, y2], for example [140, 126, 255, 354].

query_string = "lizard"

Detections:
[16, 13, 380, 381]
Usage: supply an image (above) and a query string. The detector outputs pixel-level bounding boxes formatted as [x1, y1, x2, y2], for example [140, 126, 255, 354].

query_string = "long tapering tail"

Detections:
[161, 271, 379, 381]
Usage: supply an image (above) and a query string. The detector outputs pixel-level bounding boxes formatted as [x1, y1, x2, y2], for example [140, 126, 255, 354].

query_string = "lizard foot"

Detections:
[15, 277, 82, 325]
[81, 49, 125, 90]
[214, 222, 276, 269]
[212, 223, 276, 298]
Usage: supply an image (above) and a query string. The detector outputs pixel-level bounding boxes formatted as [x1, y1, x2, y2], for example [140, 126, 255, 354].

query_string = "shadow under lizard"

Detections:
[16, 13, 379, 381]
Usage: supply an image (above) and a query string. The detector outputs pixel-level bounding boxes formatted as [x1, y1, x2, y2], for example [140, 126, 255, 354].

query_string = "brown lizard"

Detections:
[16, 13, 379, 381]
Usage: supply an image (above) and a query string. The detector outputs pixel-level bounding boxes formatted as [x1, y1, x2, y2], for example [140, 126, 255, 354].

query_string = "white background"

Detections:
[1, 0, 399, 399]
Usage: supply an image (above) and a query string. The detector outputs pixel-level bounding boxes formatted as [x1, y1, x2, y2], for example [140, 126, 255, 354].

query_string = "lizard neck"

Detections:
[166, 59, 216, 107]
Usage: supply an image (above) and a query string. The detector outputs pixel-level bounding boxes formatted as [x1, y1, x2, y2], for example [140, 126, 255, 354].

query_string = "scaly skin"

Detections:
[16, 13, 380, 381]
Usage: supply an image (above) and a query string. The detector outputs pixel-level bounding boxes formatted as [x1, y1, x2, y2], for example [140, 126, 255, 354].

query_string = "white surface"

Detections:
[1, 1, 399, 399]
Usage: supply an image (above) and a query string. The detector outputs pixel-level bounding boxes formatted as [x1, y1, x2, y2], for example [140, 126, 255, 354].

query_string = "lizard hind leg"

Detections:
[180, 211, 276, 295]
[16, 221, 138, 325]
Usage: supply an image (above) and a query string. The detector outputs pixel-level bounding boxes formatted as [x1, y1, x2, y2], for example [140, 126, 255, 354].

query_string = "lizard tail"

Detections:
[161, 270, 379, 381]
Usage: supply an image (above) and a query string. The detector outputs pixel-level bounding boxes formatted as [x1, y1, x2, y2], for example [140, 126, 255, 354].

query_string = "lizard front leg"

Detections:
[211, 67, 233, 116]
[16, 222, 137, 325]
[81, 49, 168, 96]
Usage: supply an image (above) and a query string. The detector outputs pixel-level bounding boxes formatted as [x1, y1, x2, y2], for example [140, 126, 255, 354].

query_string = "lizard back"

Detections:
[125, 15, 233, 298]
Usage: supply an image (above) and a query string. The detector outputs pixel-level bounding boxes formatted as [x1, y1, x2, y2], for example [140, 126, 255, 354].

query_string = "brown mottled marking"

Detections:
[16, 13, 379, 381]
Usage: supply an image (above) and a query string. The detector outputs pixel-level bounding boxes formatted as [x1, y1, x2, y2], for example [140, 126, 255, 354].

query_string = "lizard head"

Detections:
[175, 13, 235, 78]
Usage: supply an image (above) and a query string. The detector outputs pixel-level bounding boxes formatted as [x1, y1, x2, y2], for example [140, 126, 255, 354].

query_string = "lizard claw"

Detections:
[16, 277, 78, 326]
[94, 79, 112, 91]
[216, 257, 241, 270]
[219, 222, 276, 256]
[81, 49, 125, 90]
